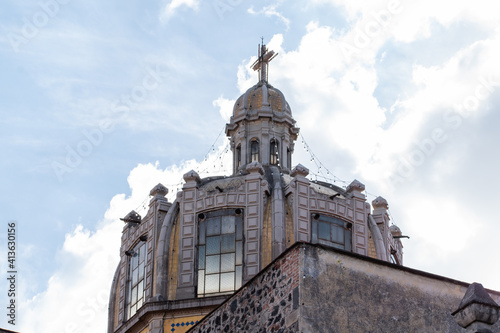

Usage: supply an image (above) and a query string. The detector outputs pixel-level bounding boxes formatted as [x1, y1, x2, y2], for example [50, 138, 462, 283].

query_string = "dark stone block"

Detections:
[230, 299, 238, 313]
[272, 305, 280, 316]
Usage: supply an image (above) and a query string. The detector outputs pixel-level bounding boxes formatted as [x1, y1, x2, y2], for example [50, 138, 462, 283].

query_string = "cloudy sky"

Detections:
[1, 0, 500, 331]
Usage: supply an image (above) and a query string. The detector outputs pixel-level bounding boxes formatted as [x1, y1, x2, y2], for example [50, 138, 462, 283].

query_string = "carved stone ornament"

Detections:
[346, 179, 365, 193]
[452, 283, 500, 331]
[150, 183, 168, 197]
[389, 224, 402, 237]
[290, 164, 309, 178]
[246, 161, 265, 175]
[123, 210, 141, 223]
[372, 196, 389, 210]
[183, 170, 201, 183]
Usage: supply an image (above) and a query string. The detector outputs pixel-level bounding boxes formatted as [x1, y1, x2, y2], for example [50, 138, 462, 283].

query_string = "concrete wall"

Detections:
[300, 245, 500, 332]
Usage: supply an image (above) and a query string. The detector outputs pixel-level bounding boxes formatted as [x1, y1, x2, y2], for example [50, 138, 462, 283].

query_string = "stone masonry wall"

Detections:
[189, 245, 302, 333]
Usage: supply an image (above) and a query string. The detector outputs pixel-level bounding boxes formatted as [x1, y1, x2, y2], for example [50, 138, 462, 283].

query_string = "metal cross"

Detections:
[251, 40, 278, 82]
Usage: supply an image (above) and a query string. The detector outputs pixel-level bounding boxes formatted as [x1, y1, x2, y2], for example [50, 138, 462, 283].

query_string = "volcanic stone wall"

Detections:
[189, 245, 301, 333]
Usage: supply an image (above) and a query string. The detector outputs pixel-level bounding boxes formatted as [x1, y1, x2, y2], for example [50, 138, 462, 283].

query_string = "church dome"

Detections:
[232, 81, 291, 117]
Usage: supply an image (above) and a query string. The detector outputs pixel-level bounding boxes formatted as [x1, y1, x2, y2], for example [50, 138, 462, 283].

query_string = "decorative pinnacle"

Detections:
[251, 41, 278, 83]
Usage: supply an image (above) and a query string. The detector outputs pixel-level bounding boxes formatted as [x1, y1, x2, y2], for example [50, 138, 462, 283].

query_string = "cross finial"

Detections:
[251, 39, 278, 83]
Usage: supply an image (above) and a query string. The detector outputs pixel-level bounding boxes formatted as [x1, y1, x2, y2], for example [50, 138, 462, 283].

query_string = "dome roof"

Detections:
[232, 81, 291, 117]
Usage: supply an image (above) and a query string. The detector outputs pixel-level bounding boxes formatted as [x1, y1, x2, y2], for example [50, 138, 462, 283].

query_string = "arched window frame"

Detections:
[125, 239, 147, 319]
[270, 138, 279, 165]
[197, 209, 244, 297]
[250, 138, 260, 163]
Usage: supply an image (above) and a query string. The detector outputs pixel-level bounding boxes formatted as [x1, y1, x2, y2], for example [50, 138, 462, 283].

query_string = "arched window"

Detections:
[270, 139, 279, 165]
[250, 139, 259, 163]
[311, 213, 352, 251]
[126, 240, 146, 318]
[197, 209, 244, 297]
[236, 145, 241, 169]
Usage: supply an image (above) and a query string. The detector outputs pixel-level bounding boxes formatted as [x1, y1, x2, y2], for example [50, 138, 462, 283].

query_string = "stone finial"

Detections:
[452, 283, 500, 332]
[372, 196, 388, 209]
[290, 164, 309, 178]
[150, 183, 168, 198]
[246, 161, 265, 175]
[346, 179, 365, 193]
[389, 224, 402, 237]
[122, 210, 141, 224]
[183, 170, 201, 184]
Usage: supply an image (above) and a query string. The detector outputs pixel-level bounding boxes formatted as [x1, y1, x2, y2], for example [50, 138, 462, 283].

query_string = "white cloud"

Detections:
[248, 5, 291, 30]
[213, 96, 235, 122]
[19, 221, 122, 333]
[18, 143, 232, 333]
[161, 0, 200, 21]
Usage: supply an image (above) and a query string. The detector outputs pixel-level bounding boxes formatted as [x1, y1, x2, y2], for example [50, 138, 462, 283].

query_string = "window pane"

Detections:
[137, 280, 143, 302]
[131, 286, 137, 304]
[331, 225, 344, 244]
[221, 234, 235, 253]
[137, 297, 143, 309]
[220, 253, 235, 272]
[345, 230, 352, 251]
[130, 304, 136, 318]
[312, 221, 318, 241]
[236, 219, 243, 240]
[331, 217, 344, 227]
[131, 253, 139, 268]
[206, 236, 220, 255]
[139, 244, 146, 263]
[198, 270, 205, 295]
[318, 222, 330, 240]
[235, 266, 242, 290]
[236, 241, 243, 265]
[198, 246, 205, 269]
[206, 217, 221, 236]
[199, 221, 206, 244]
[205, 274, 219, 294]
[222, 216, 235, 234]
[220, 272, 235, 292]
[206, 255, 220, 274]
[132, 267, 138, 286]
[138, 262, 145, 280]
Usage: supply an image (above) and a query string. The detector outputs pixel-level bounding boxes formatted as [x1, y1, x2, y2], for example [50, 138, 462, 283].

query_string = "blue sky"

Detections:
[1, 0, 500, 331]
